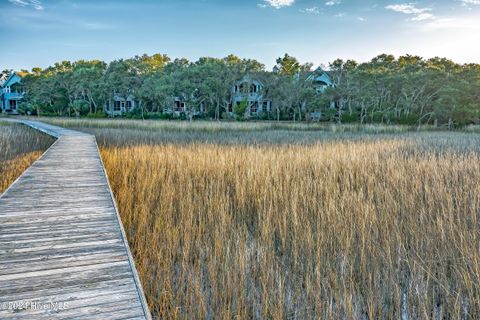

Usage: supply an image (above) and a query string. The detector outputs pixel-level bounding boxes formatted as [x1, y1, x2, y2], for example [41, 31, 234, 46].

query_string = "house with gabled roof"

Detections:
[305, 67, 336, 121]
[229, 76, 271, 118]
[1, 72, 26, 115]
[306, 67, 335, 93]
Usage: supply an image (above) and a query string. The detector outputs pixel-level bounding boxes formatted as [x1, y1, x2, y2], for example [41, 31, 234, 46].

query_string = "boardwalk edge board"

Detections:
[0, 119, 151, 320]
[93, 136, 151, 319]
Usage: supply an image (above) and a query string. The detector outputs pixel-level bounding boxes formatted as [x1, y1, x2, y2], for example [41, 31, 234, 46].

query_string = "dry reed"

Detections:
[27, 118, 480, 319]
[0, 122, 54, 193]
[78, 125, 479, 319]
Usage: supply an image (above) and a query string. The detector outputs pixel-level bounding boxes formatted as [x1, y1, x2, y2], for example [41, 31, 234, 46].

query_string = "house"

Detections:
[306, 67, 335, 93]
[163, 96, 205, 117]
[105, 94, 137, 116]
[163, 97, 188, 115]
[229, 76, 271, 117]
[305, 67, 336, 121]
[1, 72, 26, 115]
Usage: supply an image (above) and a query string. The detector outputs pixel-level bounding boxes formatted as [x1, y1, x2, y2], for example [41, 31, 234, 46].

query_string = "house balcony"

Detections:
[232, 92, 263, 101]
[4, 92, 24, 100]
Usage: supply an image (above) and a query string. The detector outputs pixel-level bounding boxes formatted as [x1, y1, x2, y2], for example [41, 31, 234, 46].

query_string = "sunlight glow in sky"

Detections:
[0, 0, 479, 71]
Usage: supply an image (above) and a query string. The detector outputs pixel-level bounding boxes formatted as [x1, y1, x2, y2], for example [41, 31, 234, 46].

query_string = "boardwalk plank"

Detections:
[0, 120, 151, 319]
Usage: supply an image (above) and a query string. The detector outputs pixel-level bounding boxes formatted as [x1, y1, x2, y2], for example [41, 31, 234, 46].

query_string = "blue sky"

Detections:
[0, 0, 479, 71]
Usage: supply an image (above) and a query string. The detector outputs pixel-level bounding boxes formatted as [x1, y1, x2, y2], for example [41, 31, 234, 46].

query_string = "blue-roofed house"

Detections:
[1, 72, 26, 115]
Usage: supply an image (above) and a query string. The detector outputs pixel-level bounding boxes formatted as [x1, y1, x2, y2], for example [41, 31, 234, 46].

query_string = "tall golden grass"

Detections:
[0, 122, 54, 193]
[26, 118, 480, 318]
[72, 124, 477, 319]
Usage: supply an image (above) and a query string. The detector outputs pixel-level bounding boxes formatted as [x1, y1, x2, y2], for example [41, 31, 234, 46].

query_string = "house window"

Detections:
[263, 100, 269, 111]
[251, 102, 258, 114]
[114, 101, 121, 111]
[10, 100, 17, 110]
[174, 101, 185, 112]
[250, 85, 257, 93]
[126, 101, 132, 111]
[228, 103, 233, 113]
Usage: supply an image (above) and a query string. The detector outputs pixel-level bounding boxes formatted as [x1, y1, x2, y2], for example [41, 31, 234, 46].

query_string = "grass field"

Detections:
[0, 121, 54, 193]
[11, 118, 480, 319]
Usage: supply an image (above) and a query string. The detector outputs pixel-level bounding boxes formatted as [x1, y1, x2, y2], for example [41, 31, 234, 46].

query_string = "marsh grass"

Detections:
[0, 122, 54, 193]
[43, 118, 480, 319]
[40, 117, 413, 134]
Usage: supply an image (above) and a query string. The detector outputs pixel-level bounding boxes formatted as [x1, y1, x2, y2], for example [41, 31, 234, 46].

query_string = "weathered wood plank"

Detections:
[0, 265, 134, 294]
[0, 120, 151, 319]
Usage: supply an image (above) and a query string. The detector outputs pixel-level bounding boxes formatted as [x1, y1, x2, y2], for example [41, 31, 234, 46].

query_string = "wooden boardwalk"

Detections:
[0, 120, 151, 319]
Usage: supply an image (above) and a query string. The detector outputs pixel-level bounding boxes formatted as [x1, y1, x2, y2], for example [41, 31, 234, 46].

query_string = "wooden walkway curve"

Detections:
[0, 120, 151, 320]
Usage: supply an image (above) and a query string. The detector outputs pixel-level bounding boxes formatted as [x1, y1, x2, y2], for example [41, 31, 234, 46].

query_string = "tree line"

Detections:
[4, 53, 480, 126]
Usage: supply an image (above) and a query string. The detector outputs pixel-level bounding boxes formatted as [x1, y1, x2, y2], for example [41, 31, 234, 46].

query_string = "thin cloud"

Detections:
[420, 17, 480, 31]
[261, 0, 295, 9]
[300, 7, 321, 14]
[461, 0, 480, 5]
[8, 0, 43, 10]
[385, 3, 434, 21]
[411, 13, 434, 21]
[325, 0, 341, 6]
[385, 4, 431, 15]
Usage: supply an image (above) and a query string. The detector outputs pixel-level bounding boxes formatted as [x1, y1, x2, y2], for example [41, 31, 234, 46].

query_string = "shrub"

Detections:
[234, 101, 248, 119]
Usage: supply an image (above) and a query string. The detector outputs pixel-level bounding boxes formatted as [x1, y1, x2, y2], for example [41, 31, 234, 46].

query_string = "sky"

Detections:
[0, 0, 479, 71]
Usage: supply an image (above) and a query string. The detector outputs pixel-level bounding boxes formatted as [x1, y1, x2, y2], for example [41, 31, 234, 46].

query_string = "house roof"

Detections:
[235, 75, 264, 87]
[3, 72, 26, 87]
[0, 74, 7, 87]
[306, 67, 334, 87]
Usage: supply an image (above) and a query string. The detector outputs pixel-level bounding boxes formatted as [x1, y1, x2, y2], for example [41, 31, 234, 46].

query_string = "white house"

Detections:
[229, 76, 271, 117]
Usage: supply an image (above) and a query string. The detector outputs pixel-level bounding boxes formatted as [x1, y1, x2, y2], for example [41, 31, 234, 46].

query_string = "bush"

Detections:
[234, 101, 248, 119]
[322, 108, 337, 122]
[391, 114, 418, 125]
[17, 102, 37, 115]
[341, 112, 359, 123]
